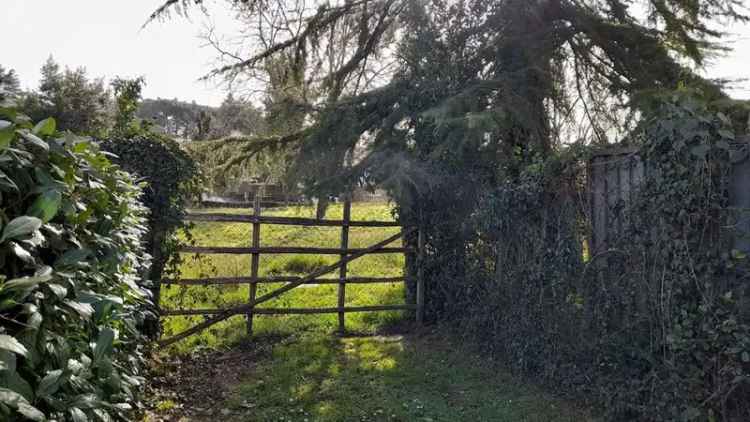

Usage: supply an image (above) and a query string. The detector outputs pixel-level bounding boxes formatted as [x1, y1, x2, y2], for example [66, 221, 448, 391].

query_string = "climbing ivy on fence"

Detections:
[604, 94, 750, 420]
[421, 93, 750, 421]
[0, 104, 151, 421]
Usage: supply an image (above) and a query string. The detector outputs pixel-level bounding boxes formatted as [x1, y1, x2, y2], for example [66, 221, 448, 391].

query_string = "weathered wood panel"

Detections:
[590, 139, 750, 255]
[338, 197, 351, 333]
[589, 147, 641, 255]
[247, 196, 261, 334]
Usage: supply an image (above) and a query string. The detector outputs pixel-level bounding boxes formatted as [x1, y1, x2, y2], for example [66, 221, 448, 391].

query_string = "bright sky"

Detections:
[1, 0, 242, 107]
[1, 1, 749, 107]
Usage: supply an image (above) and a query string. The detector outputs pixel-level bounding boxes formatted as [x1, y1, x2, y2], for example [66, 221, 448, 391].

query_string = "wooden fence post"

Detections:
[416, 226, 425, 325]
[247, 193, 261, 335]
[338, 195, 352, 334]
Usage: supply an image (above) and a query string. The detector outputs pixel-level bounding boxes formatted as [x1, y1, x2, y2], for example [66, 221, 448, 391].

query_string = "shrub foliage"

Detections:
[100, 77, 202, 338]
[0, 105, 151, 421]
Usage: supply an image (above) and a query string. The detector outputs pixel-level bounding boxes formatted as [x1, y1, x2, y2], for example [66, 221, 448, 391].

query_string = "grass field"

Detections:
[161, 202, 406, 354]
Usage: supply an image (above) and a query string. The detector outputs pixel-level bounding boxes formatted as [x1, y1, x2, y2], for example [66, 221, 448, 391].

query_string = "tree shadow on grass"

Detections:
[214, 333, 596, 422]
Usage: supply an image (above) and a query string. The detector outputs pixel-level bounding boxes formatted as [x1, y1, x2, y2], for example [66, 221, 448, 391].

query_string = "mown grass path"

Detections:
[227, 332, 593, 422]
[150, 330, 595, 422]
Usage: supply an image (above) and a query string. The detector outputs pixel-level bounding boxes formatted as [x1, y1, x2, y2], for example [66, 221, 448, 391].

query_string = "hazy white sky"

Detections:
[1, 1, 749, 107]
[1, 0, 242, 106]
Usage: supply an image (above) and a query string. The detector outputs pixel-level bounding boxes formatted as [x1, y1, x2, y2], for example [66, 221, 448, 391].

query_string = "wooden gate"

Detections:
[159, 197, 424, 347]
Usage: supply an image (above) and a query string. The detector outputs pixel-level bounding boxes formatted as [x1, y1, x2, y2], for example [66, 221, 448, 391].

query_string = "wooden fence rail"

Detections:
[162, 276, 406, 285]
[160, 195, 422, 346]
[185, 213, 400, 227]
[179, 246, 407, 255]
[163, 304, 416, 316]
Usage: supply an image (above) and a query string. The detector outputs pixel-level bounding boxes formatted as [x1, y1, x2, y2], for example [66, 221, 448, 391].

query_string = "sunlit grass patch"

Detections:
[217, 333, 596, 422]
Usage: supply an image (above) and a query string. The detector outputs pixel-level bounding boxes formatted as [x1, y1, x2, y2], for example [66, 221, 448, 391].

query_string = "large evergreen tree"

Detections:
[150, 0, 747, 199]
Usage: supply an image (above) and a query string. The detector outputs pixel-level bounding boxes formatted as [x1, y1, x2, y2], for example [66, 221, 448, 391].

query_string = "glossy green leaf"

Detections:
[93, 328, 115, 364]
[0, 107, 153, 420]
[69, 407, 88, 422]
[2, 271, 53, 294]
[91, 408, 111, 422]
[0, 335, 28, 357]
[0, 216, 42, 242]
[0, 388, 44, 421]
[9, 242, 34, 263]
[0, 351, 16, 372]
[64, 300, 94, 319]
[0, 369, 34, 402]
[20, 131, 49, 151]
[54, 248, 91, 269]
[47, 284, 67, 300]
[0, 120, 13, 149]
[0, 169, 19, 191]
[28, 189, 62, 223]
[71, 394, 100, 409]
[17, 402, 45, 422]
[32, 118, 56, 137]
[36, 370, 64, 399]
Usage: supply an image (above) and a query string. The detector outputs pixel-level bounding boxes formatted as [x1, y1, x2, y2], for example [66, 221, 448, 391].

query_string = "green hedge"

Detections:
[0, 105, 151, 420]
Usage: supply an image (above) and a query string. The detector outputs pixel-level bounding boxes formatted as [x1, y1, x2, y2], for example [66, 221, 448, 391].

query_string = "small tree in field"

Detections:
[112, 76, 146, 137]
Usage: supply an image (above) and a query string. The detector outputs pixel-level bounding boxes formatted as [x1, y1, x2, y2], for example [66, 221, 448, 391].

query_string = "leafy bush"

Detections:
[100, 134, 199, 279]
[99, 77, 202, 338]
[99, 135, 201, 324]
[0, 104, 151, 420]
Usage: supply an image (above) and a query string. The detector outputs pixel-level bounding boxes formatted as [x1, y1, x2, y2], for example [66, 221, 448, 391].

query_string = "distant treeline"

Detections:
[2, 58, 292, 193]
[137, 94, 266, 141]
[1, 58, 266, 141]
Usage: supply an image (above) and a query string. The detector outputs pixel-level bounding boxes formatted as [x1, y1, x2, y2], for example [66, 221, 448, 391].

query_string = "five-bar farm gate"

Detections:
[159, 196, 425, 347]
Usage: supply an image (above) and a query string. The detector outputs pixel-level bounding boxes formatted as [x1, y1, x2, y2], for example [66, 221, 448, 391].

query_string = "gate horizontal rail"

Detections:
[163, 276, 406, 285]
[163, 304, 416, 316]
[185, 212, 400, 227]
[180, 245, 407, 254]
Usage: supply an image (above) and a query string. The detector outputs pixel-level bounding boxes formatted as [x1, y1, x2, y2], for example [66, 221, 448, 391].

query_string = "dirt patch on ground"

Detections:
[142, 335, 283, 421]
